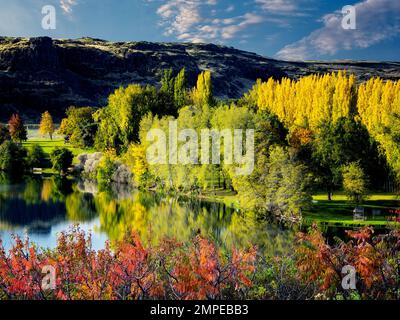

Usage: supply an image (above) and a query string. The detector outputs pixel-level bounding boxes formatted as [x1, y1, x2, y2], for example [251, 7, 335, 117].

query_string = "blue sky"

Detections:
[0, 0, 399, 61]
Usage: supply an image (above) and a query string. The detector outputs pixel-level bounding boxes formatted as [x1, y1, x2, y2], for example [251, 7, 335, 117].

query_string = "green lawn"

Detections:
[23, 138, 93, 172]
[305, 193, 399, 227]
[23, 139, 85, 157]
[313, 192, 398, 201]
[201, 190, 399, 227]
[24, 128, 94, 161]
[199, 190, 399, 227]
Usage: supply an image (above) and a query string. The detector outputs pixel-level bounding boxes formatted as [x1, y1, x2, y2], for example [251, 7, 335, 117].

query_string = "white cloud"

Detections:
[176, 12, 264, 43]
[154, 0, 267, 43]
[226, 5, 235, 13]
[60, 0, 78, 14]
[157, 0, 214, 36]
[255, 0, 313, 16]
[221, 13, 264, 39]
[152, 0, 315, 44]
[256, 0, 297, 13]
[276, 0, 400, 61]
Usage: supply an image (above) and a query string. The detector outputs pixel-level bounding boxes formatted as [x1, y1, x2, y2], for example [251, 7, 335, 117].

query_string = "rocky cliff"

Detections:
[1, 36, 399, 121]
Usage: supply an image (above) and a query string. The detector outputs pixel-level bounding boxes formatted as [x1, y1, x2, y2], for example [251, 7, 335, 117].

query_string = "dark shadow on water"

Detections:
[0, 177, 93, 233]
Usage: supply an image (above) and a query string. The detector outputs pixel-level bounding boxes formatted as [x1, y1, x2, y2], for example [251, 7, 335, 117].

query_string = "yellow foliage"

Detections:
[192, 71, 213, 106]
[251, 72, 356, 131]
[104, 148, 117, 160]
[39, 111, 55, 139]
[251, 72, 400, 179]
[124, 143, 149, 187]
[357, 78, 400, 179]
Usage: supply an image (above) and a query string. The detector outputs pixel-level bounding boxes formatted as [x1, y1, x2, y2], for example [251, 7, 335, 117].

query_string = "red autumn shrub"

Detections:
[163, 236, 256, 300]
[0, 236, 45, 299]
[296, 225, 400, 299]
[2, 224, 399, 300]
[0, 226, 257, 300]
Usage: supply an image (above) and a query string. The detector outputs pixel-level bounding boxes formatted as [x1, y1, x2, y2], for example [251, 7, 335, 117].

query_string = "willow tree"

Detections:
[342, 162, 369, 203]
[233, 145, 311, 223]
[94, 85, 158, 153]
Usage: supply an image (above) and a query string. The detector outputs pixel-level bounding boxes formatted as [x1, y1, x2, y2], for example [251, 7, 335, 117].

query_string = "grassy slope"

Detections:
[23, 139, 87, 158]
[24, 129, 89, 161]
[23, 137, 92, 173]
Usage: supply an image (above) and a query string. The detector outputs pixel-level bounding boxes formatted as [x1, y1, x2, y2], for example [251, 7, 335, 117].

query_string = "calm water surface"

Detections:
[0, 177, 296, 255]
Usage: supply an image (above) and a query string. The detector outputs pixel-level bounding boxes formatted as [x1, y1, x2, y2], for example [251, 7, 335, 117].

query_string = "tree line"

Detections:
[0, 111, 73, 177]
[2, 69, 399, 221]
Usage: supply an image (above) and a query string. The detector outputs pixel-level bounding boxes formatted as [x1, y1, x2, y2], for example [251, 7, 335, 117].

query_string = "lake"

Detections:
[0, 177, 297, 256]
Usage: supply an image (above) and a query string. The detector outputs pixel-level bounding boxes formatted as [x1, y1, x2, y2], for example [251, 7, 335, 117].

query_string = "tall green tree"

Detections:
[312, 117, 385, 200]
[94, 85, 155, 153]
[0, 140, 27, 175]
[94, 83, 183, 154]
[160, 68, 174, 96]
[174, 68, 187, 108]
[160, 68, 187, 113]
[50, 147, 74, 175]
[342, 162, 369, 203]
[59, 106, 97, 148]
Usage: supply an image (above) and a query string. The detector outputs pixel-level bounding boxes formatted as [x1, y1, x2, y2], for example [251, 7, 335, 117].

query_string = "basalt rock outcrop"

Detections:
[1, 36, 399, 121]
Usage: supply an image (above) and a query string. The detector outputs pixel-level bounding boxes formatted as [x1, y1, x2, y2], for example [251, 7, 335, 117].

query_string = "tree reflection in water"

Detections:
[0, 178, 295, 257]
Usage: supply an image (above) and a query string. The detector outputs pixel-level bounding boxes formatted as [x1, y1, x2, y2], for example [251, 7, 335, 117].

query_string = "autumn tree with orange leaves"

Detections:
[8, 114, 27, 142]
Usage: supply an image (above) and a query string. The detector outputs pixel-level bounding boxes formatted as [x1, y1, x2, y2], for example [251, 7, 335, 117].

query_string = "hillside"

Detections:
[1, 36, 399, 121]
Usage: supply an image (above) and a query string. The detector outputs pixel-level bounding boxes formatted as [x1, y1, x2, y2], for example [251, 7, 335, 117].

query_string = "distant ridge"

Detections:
[1, 36, 399, 121]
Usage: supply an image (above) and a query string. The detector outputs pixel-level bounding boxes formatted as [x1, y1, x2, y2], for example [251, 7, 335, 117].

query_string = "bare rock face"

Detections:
[0, 36, 399, 121]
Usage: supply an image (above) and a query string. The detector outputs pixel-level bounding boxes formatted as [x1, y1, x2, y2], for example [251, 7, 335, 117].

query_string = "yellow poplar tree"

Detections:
[192, 70, 214, 106]
[252, 72, 400, 181]
[39, 111, 55, 140]
[251, 71, 356, 133]
[357, 78, 400, 180]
